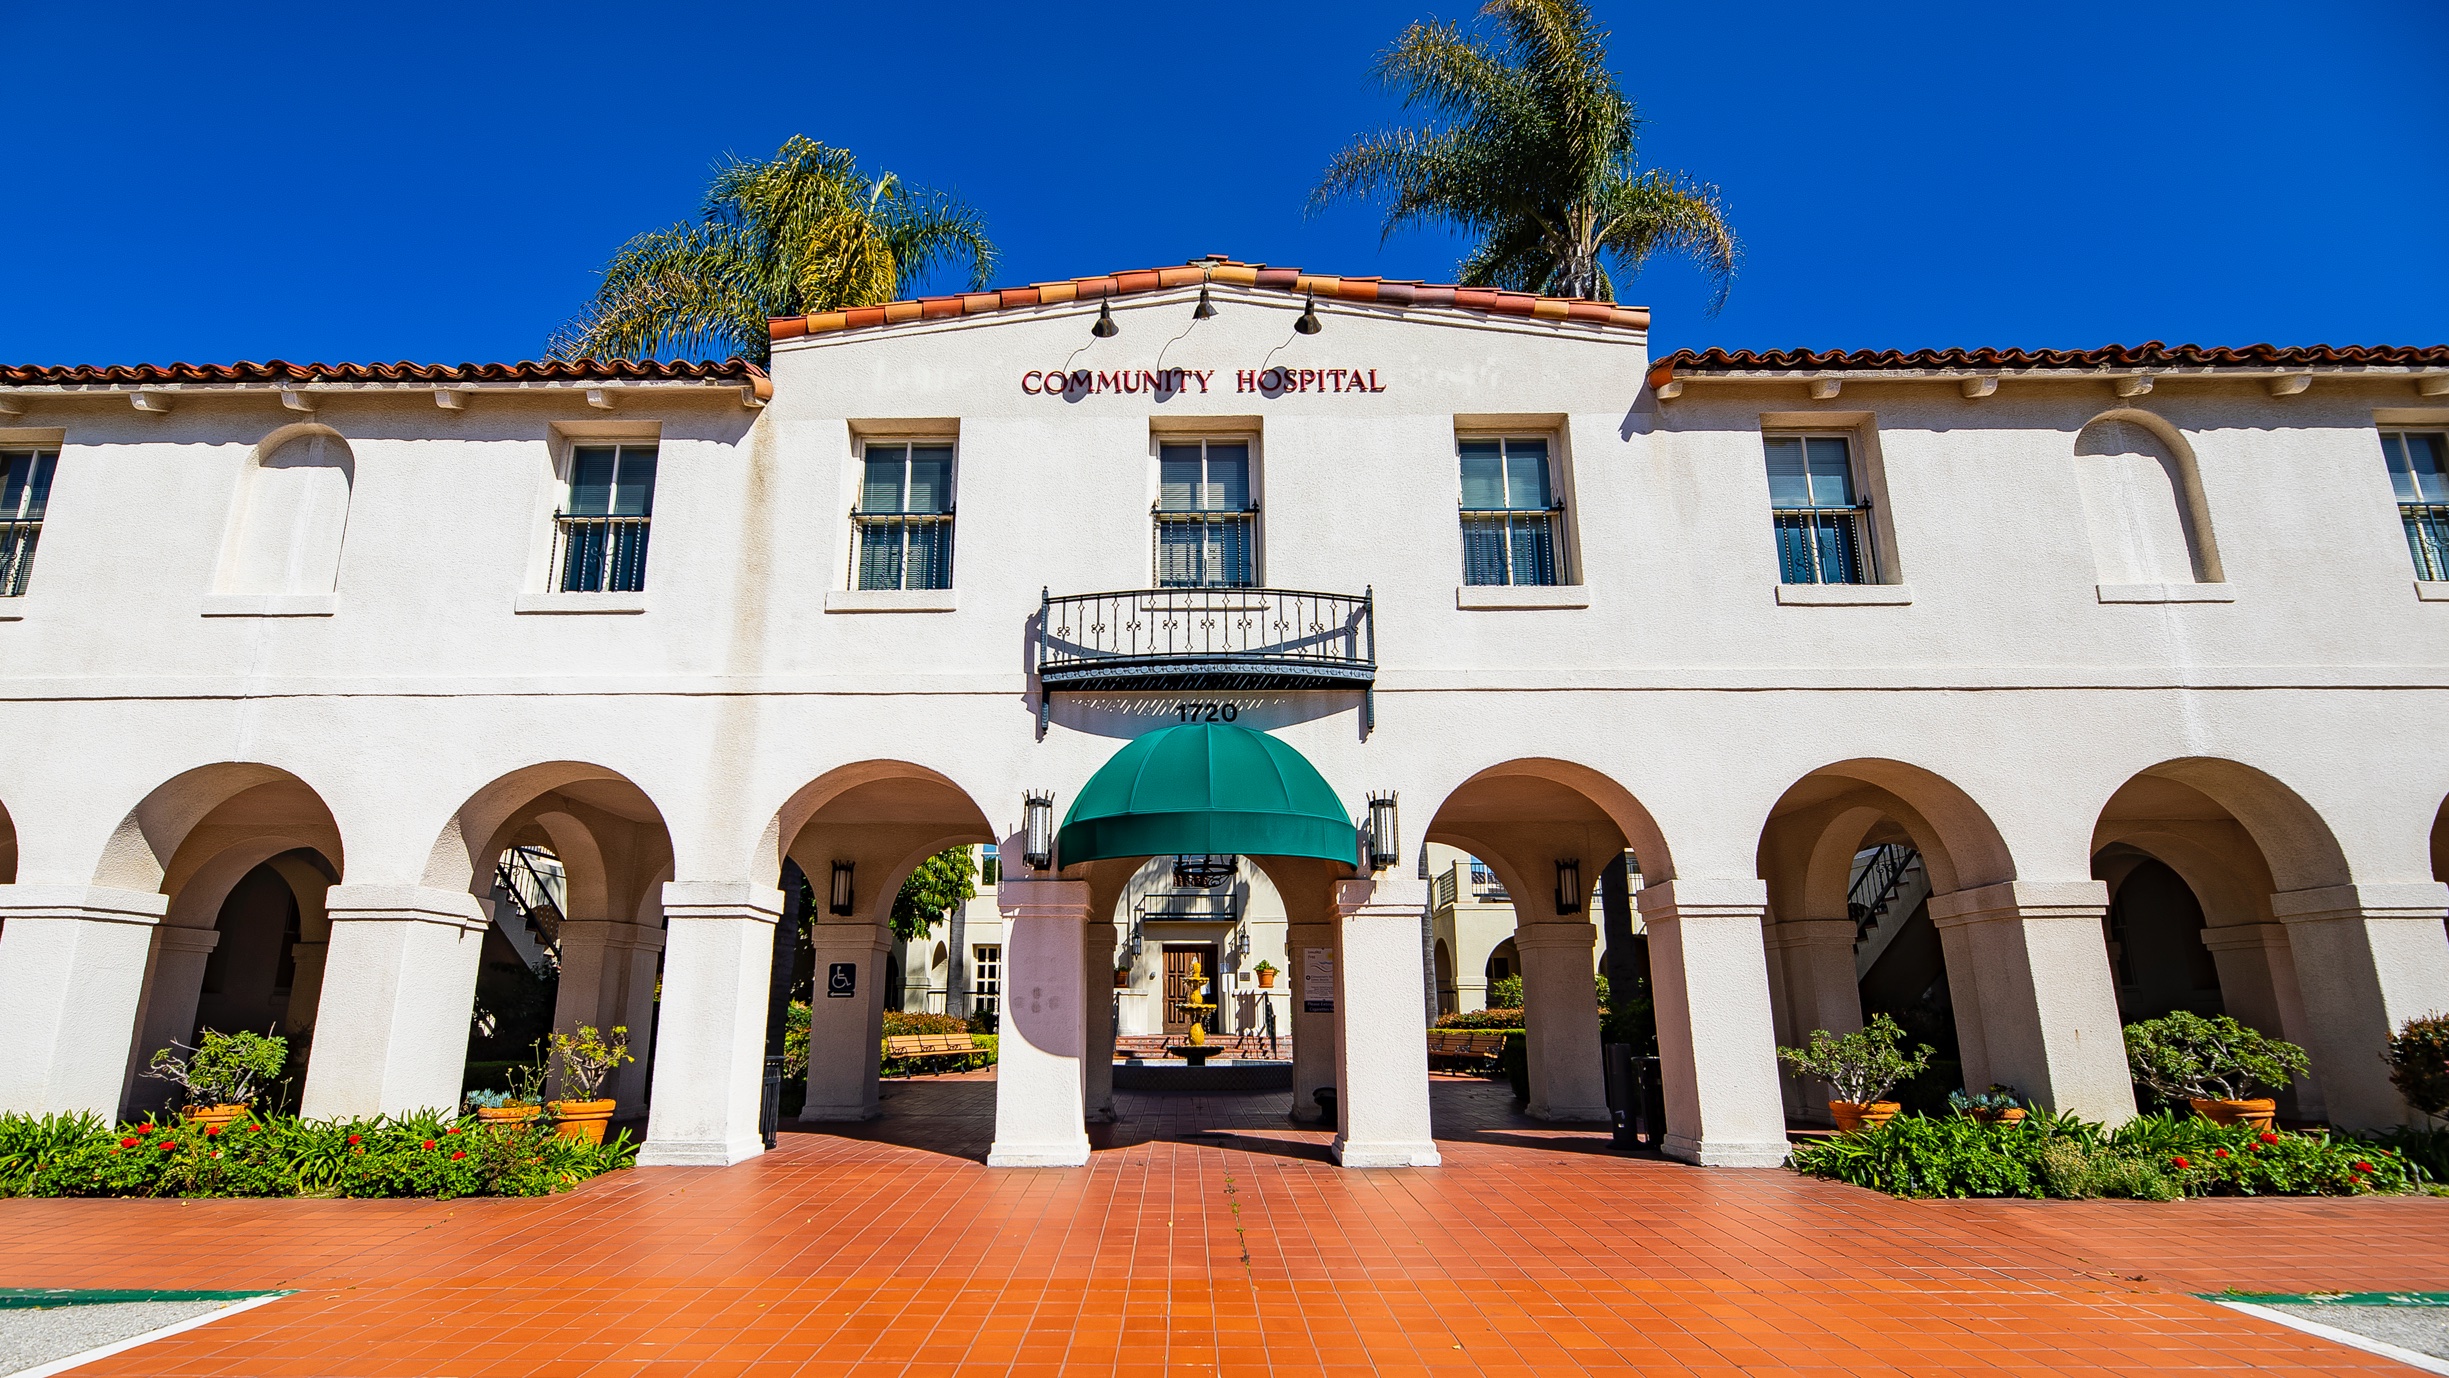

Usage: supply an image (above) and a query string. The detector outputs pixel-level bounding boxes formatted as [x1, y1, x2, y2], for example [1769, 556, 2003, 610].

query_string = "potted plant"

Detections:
[1113, 962, 1131, 989]
[1948, 1084, 2027, 1125]
[468, 1057, 547, 1126]
[547, 1024, 634, 1144]
[144, 1029, 288, 1129]
[2124, 1011, 2309, 1130]
[1777, 1014, 1933, 1134]
[1254, 959, 1279, 989]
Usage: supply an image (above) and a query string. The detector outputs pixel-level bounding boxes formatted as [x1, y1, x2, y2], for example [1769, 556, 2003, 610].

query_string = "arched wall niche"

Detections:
[2070, 409, 2222, 585]
[2431, 795, 2448, 886]
[215, 424, 355, 595]
[0, 797, 16, 885]
[1757, 757, 2018, 923]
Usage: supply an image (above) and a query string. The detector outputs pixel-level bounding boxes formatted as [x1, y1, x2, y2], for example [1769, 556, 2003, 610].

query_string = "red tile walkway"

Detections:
[3, 1076, 2444, 1376]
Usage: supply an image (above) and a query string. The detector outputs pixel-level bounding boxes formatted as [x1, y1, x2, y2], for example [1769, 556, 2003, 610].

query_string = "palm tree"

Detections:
[1310, 0, 1739, 310]
[552, 136, 996, 364]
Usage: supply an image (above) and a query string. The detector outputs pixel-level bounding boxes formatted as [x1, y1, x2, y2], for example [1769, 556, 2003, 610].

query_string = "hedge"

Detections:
[0, 1110, 635, 1200]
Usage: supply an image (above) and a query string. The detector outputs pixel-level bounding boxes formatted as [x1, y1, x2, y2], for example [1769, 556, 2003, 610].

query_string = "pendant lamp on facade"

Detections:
[1294, 290, 1322, 335]
[1193, 285, 1216, 320]
[1091, 299, 1118, 338]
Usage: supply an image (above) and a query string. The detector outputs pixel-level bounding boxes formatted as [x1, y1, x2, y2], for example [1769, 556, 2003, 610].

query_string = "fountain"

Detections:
[1166, 954, 1224, 1067]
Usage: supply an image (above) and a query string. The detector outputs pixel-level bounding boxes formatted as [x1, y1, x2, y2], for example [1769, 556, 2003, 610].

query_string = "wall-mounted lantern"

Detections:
[1193, 285, 1216, 321]
[1091, 300, 1118, 338]
[1294, 289, 1322, 335]
[1366, 791, 1400, 871]
[1022, 790, 1056, 871]
[829, 860, 855, 917]
[1554, 857, 1582, 915]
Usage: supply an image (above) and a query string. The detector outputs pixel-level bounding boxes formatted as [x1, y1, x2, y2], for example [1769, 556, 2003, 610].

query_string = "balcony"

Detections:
[1036, 586, 1375, 727]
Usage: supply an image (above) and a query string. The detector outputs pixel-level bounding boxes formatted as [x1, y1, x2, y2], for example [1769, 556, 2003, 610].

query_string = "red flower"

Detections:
[352, 1146, 364, 1155]
[2354, 1161, 2375, 1173]
[158, 1140, 175, 1152]
[248, 1123, 264, 1133]
[2259, 1132, 2280, 1145]
[2213, 1149, 2229, 1159]
[451, 1150, 467, 1160]
[136, 1124, 154, 1136]
[2171, 1156, 2191, 1170]
[118, 1137, 137, 1148]
[421, 1140, 437, 1151]
[445, 1126, 461, 1135]
[205, 1125, 221, 1137]
[346, 1134, 361, 1145]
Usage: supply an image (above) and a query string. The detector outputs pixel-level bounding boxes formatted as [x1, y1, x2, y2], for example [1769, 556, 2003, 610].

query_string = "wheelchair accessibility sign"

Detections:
[827, 962, 857, 998]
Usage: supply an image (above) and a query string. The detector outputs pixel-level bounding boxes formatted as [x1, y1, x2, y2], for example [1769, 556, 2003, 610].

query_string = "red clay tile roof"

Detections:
[1652, 342, 2449, 385]
[0, 358, 769, 395]
[769, 255, 1650, 342]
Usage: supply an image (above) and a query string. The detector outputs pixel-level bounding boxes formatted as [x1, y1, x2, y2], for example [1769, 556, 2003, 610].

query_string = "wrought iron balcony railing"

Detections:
[2404, 503, 2449, 581]
[1772, 505, 1874, 586]
[0, 519, 40, 597]
[851, 510, 955, 591]
[1036, 585, 1375, 729]
[553, 514, 651, 593]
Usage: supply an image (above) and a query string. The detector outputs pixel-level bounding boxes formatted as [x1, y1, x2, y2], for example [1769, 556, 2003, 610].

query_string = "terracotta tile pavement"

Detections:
[4, 1076, 2444, 1376]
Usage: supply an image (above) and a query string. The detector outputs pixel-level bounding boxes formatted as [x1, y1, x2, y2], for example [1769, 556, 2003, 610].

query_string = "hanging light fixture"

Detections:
[1021, 791, 1055, 871]
[1091, 299, 1118, 338]
[1294, 289, 1321, 335]
[829, 860, 855, 917]
[1193, 284, 1216, 320]
[1171, 854, 1237, 889]
[1366, 791, 1400, 871]
[1554, 857, 1583, 915]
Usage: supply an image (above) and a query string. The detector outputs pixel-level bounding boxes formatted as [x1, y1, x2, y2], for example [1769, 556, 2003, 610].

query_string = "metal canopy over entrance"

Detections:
[1056, 721, 1357, 866]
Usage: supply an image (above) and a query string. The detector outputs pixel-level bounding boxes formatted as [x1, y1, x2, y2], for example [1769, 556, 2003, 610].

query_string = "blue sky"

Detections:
[5, 3, 2443, 366]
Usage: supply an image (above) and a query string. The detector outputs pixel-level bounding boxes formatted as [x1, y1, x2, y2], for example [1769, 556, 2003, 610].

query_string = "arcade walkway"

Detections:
[3, 1078, 2444, 1376]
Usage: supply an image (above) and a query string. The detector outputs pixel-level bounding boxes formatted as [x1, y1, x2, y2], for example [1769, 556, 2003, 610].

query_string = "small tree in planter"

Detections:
[2384, 1014, 2449, 1122]
[146, 1029, 288, 1127]
[2124, 1011, 2309, 1130]
[548, 1025, 634, 1144]
[1253, 959, 1279, 989]
[1777, 1014, 1933, 1134]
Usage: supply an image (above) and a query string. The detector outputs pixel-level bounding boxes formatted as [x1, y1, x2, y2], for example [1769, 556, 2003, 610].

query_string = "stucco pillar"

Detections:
[2270, 882, 2449, 1130]
[1331, 877, 1439, 1168]
[2199, 922, 2324, 1121]
[1766, 917, 1865, 1123]
[1286, 919, 1336, 1121]
[639, 882, 781, 1166]
[1085, 918, 1118, 1124]
[123, 926, 221, 1117]
[0, 886, 167, 1118]
[553, 919, 663, 1107]
[801, 920, 890, 1121]
[1635, 879, 1788, 1166]
[283, 941, 329, 1037]
[299, 885, 488, 1121]
[1928, 881, 2134, 1124]
[1516, 919, 1608, 1122]
[987, 878, 1090, 1167]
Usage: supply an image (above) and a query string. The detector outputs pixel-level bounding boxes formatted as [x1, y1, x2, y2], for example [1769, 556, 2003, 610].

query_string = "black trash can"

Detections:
[1313, 1085, 1337, 1129]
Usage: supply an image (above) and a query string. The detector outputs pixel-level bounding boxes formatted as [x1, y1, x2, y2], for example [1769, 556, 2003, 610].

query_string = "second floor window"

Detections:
[854, 442, 955, 590]
[2383, 431, 2449, 580]
[1, 449, 56, 597]
[555, 444, 655, 592]
[1155, 441, 1254, 587]
[1460, 437, 1562, 586]
[1766, 434, 1872, 585]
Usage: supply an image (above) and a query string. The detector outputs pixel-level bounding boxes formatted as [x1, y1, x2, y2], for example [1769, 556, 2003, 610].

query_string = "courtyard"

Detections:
[3, 1076, 2443, 1377]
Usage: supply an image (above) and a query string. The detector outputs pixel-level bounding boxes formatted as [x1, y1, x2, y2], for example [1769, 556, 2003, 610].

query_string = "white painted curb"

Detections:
[6, 1292, 288, 1378]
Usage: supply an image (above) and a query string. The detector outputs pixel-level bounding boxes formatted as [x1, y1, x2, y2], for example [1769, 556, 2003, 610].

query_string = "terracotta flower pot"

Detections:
[551, 1099, 618, 1144]
[478, 1104, 543, 1127]
[2190, 1097, 2278, 1131]
[1256, 970, 1278, 989]
[1965, 1107, 2027, 1125]
[1114, 968, 1131, 988]
[184, 1104, 250, 1130]
[1829, 1100, 1901, 1134]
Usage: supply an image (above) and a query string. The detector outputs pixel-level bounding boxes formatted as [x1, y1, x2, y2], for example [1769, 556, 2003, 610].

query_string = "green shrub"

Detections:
[1486, 974, 1524, 1008]
[883, 1010, 969, 1036]
[1432, 1008, 1526, 1031]
[2385, 1015, 2449, 1120]
[0, 1110, 634, 1200]
[145, 1029, 289, 1108]
[2123, 1011, 2309, 1103]
[2365, 1126, 2449, 1186]
[1777, 1013, 1933, 1106]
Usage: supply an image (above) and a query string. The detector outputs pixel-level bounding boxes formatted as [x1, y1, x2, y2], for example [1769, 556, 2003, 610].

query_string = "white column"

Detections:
[1927, 881, 2135, 1124]
[551, 919, 664, 1107]
[1635, 879, 1789, 1166]
[0, 886, 167, 1118]
[987, 878, 1090, 1167]
[2199, 922, 2324, 1121]
[1516, 919, 1608, 1122]
[1765, 916, 1865, 1123]
[299, 885, 489, 1120]
[800, 920, 889, 1121]
[1085, 918, 1118, 1124]
[1287, 919, 1336, 1121]
[123, 926, 221, 1117]
[283, 940, 329, 1037]
[639, 882, 781, 1166]
[1331, 878, 1439, 1168]
[2271, 882, 2449, 1130]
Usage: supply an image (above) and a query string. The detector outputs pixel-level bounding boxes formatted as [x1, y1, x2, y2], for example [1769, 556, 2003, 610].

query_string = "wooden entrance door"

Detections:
[1162, 944, 1219, 1036]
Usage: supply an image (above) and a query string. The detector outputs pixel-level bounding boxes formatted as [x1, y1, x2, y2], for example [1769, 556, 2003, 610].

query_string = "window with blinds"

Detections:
[853, 442, 956, 590]
[1459, 437, 1562, 586]
[2383, 431, 2449, 581]
[554, 444, 656, 592]
[1764, 434, 1873, 585]
[1154, 440, 1254, 587]
[0, 449, 57, 597]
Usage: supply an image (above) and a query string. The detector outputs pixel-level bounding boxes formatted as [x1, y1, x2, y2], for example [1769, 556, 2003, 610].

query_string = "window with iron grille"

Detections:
[0, 450, 56, 598]
[554, 444, 655, 592]
[2383, 431, 2449, 580]
[1459, 437, 1562, 586]
[853, 441, 955, 590]
[1765, 434, 1873, 585]
[972, 944, 1003, 1019]
[1154, 440, 1254, 587]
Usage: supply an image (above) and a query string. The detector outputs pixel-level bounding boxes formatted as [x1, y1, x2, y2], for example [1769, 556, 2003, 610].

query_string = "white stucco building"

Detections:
[1, 257, 2445, 1171]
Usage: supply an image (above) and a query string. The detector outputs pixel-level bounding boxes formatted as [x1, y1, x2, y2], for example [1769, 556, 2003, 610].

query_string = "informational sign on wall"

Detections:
[1302, 947, 1335, 1013]
[827, 962, 857, 998]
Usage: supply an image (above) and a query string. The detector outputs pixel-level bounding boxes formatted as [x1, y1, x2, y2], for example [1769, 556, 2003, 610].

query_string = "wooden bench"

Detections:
[1425, 1029, 1512, 1071]
[881, 1033, 982, 1076]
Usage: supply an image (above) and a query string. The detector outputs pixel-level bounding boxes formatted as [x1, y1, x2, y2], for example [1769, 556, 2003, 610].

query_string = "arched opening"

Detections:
[216, 426, 355, 595]
[2090, 759, 2355, 1121]
[2071, 410, 2220, 586]
[0, 796, 16, 885]
[1432, 938, 1455, 1016]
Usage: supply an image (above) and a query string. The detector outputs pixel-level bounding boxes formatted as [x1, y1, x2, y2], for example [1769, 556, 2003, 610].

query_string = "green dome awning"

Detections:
[1057, 722, 1357, 867]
